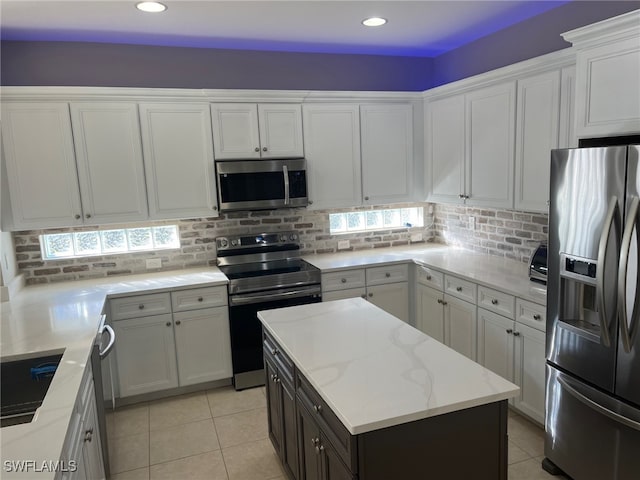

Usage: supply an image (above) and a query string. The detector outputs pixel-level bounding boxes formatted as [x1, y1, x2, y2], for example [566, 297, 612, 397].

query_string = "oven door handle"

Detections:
[283, 164, 290, 205]
[230, 288, 320, 306]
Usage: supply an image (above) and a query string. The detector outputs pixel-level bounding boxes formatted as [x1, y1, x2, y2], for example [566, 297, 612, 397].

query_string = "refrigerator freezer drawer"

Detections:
[545, 364, 640, 480]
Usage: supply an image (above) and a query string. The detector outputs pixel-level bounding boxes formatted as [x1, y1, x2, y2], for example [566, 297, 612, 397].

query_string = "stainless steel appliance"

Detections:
[216, 231, 321, 389]
[529, 244, 547, 284]
[544, 144, 640, 479]
[91, 314, 115, 478]
[216, 159, 308, 212]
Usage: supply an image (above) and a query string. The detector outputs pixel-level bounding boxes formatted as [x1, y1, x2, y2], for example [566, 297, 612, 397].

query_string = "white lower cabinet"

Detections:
[415, 283, 445, 342]
[444, 294, 477, 361]
[110, 286, 231, 398]
[366, 282, 410, 323]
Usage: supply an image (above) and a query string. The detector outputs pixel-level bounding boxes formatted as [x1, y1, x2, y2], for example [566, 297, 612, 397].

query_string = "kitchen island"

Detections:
[258, 297, 519, 480]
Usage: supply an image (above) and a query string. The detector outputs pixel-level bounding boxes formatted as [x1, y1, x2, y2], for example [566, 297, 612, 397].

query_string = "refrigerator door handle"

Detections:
[557, 375, 640, 432]
[596, 196, 620, 348]
[618, 196, 640, 353]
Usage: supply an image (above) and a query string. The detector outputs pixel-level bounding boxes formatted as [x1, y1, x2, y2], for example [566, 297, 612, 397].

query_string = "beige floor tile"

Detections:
[109, 432, 150, 474]
[149, 392, 211, 430]
[213, 407, 268, 448]
[222, 438, 285, 480]
[150, 418, 220, 465]
[149, 451, 228, 480]
[207, 386, 267, 418]
[509, 440, 531, 465]
[110, 403, 150, 438]
[508, 457, 557, 480]
[110, 466, 150, 480]
[508, 415, 545, 458]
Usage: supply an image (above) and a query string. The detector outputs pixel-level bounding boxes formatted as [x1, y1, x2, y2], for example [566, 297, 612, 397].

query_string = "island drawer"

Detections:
[264, 331, 295, 382]
[478, 286, 515, 319]
[444, 275, 477, 304]
[110, 292, 172, 320]
[366, 263, 409, 286]
[297, 373, 358, 472]
[516, 299, 546, 332]
[171, 286, 228, 312]
[415, 264, 444, 290]
[322, 269, 366, 292]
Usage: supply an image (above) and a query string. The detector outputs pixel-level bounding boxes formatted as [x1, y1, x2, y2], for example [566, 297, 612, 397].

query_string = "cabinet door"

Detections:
[360, 104, 413, 205]
[465, 82, 516, 209]
[444, 295, 477, 361]
[425, 95, 465, 204]
[210, 103, 261, 159]
[415, 284, 445, 343]
[258, 104, 304, 158]
[322, 434, 354, 480]
[559, 65, 577, 149]
[112, 314, 179, 397]
[1, 102, 83, 229]
[139, 103, 219, 219]
[265, 357, 283, 456]
[514, 71, 560, 213]
[367, 282, 409, 323]
[478, 308, 514, 382]
[298, 401, 322, 480]
[281, 374, 300, 480]
[70, 102, 148, 224]
[303, 104, 362, 209]
[513, 323, 546, 424]
[82, 389, 106, 480]
[322, 288, 366, 302]
[173, 306, 232, 386]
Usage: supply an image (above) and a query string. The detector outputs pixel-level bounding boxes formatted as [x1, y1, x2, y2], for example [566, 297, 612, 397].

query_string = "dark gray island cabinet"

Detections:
[259, 298, 519, 480]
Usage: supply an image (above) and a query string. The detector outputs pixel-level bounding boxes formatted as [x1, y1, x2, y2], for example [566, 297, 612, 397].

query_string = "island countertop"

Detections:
[258, 297, 519, 435]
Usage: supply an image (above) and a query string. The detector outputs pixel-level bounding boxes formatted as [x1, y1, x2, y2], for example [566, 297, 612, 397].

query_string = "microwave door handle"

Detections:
[618, 196, 640, 353]
[596, 196, 619, 348]
[283, 165, 290, 205]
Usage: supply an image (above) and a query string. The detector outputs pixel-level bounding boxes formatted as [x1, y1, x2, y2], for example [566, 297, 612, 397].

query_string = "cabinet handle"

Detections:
[313, 404, 322, 413]
[166, 321, 172, 327]
[464, 195, 470, 199]
[341, 278, 347, 283]
[254, 147, 260, 152]
[308, 200, 314, 205]
[459, 194, 465, 199]
[506, 328, 513, 334]
[361, 294, 367, 299]
[491, 299, 499, 305]
[197, 297, 204, 302]
[138, 304, 145, 310]
[442, 301, 448, 306]
[271, 348, 279, 355]
[315, 444, 325, 454]
[263, 146, 268, 152]
[311, 437, 319, 447]
[385, 272, 391, 278]
[74, 214, 81, 220]
[426, 275, 432, 280]
[533, 314, 541, 320]
[456, 286, 462, 292]
[437, 298, 443, 304]
[175, 320, 181, 325]
[212, 205, 218, 211]
[85, 213, 92, 219]
[513, 331, 521, 337]
[368, 292, 373, 298]
[364, 196, 369, 201]
[271, 373, 278, 383]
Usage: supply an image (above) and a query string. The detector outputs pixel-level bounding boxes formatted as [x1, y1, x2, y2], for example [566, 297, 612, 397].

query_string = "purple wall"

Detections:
[432, 1, 639, 86]
[1, 1, 637, 91]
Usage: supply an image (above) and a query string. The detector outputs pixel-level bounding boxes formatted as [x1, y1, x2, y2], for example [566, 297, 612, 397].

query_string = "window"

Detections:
[329, 207, 423, 234]
[41, 225, 180, 260]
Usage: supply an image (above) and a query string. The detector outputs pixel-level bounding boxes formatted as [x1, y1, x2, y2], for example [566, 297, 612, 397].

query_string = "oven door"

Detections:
[216, 159, 308, 212]
[228, 285, 321, 390]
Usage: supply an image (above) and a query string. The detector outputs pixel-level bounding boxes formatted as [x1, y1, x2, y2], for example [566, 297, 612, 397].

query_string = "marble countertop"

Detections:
[0, 267, 227, 479]
[259, 297, 520, 435]
[303, 244, 547, 305]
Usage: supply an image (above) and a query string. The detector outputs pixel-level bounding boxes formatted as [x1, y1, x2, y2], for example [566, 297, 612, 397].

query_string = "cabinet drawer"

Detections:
[110, 292, 171, 320]
[171, 286, 228, 312]
[415, 264, 444, 290]
[323, 288, 366, 302]
[297, 373, 357, 472]
[444, 275, 477, 303]
[478, 286, 515, 319]
[366, 263, 409, 286]
[264, 331, 295, 383]
[322, 269, 366, 292]
[516, 299, 546, 332]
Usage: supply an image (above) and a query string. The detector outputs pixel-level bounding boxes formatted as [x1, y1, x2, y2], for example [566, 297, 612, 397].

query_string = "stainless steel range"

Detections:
[216, 231, 321, 390]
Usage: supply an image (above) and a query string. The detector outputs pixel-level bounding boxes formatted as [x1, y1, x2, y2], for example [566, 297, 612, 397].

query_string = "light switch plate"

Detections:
[146, 258, 162, 269]
[338, 240, 350, 250]
[468, 216, 476, 231]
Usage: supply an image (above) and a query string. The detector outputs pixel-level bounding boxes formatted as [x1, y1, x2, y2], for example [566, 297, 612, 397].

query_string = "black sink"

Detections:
[1, 353, 63, 427]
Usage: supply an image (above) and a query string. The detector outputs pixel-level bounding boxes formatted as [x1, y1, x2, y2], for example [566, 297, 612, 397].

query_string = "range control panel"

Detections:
[216, 231, 299, 251]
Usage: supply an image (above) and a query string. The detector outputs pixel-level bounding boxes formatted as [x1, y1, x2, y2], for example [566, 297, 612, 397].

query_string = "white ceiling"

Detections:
[0, 0, 568, 57]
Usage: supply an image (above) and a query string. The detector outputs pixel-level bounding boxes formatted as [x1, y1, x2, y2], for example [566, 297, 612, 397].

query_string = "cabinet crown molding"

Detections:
[562, 9, 640, 48]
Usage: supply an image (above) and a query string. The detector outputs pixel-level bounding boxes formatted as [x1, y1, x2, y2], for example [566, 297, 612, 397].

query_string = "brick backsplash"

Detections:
[431, 203, 548, 263]
[14, 203, 434, 285]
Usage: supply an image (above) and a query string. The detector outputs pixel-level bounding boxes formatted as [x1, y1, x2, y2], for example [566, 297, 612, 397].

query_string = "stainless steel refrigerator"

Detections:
[545, 144, 640, 479]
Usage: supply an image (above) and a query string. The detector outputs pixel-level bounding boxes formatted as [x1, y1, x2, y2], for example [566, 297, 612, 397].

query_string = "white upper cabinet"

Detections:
[211, 103, 303, 159]
[465, 81, 516, 209]
[563, 10, 640, 139]
[70, 102, 148, 224]
[302, 104, 362, 209]
[360, 104, 414, 205]
[425, 94, 466, 204]
[2, 102, 83, 229]
[514, 70, 561, 213]
[139, 103, 219, 219]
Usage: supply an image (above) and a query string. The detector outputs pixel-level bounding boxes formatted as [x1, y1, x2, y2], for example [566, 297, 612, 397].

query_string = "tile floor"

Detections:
[107, 387, 565, 480]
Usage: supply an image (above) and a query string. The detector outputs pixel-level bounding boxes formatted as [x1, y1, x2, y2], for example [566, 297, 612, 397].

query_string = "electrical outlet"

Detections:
[410, 233, 423, 243]
[338, 240, 350, 250]
[427, 204, 434, 214]
[146, 258, 162, 269]
[468, 216, 476, 231]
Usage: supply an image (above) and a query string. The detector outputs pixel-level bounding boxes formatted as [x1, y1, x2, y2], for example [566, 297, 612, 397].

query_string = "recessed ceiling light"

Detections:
[136, 2, 167, 13]
[362, 17, 387, 27]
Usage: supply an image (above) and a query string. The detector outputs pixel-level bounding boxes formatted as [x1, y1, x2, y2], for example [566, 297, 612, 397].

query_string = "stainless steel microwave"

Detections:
[216, 159, 308, 212]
